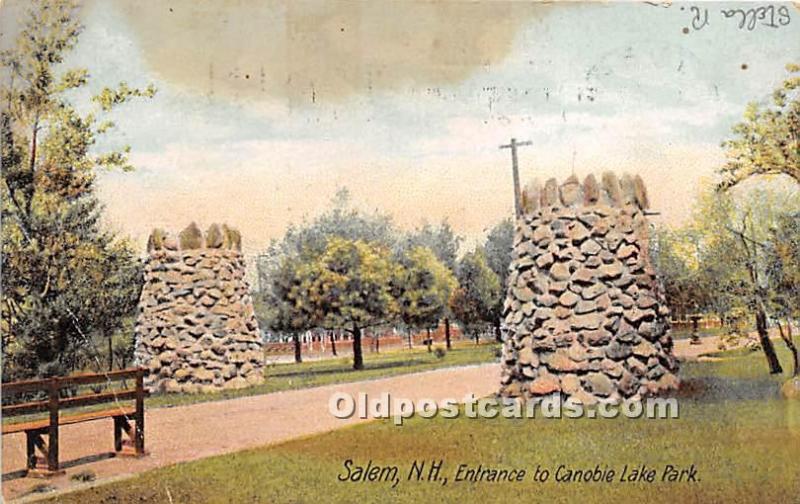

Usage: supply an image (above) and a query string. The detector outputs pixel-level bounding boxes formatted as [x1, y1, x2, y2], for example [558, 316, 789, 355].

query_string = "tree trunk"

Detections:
[474, 330, 479, 345]
[777, 320, 799, 377]
[292, 333, 302, 364]
[756, 309, 782, 374]
[494, 317, 502, 343]
[426, 328, 432, 353]
[445, 317, 452, 350]
[352, 324, 364, 370]
[108, 336, 113, 371]
[375, 335, 380, 354]
[329, 331, 337, 357]
[407, 328, 413, 349]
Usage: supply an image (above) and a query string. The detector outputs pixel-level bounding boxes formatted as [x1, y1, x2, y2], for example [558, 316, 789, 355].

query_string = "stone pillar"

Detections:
[134, 223, 264, 393]
[499, 173, 678, 404]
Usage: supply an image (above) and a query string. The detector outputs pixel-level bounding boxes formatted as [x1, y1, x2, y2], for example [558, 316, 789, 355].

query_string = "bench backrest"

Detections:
[2, 368, 145, 419]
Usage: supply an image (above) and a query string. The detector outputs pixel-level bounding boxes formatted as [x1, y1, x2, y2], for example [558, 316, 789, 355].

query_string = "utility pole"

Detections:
[499, 138, 532, 218]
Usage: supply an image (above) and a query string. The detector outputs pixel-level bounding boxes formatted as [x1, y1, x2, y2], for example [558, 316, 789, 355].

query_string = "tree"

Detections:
[254, 251, 317, 363]
[650, 226, 708, 321]
[280, 188, 397, 258]
[1, 0, 154, 380]
[765, 212, 800, 376]
[449, 248, 501, 345]
[719, 63, 800, 190]
[255, 188, 399, 362]
[693, 184, 799, 374]
[401, 220, 461, 270]
[401, 220, 462, 348]
[483, 218, 514, 342]
[396, 246, 457, 351]
[307, 238, 400, 370]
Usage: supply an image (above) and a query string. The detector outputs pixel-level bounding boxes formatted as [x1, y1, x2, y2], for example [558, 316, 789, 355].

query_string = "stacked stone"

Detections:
[134, 223, 264, 393]
[499, 173, 679, 404]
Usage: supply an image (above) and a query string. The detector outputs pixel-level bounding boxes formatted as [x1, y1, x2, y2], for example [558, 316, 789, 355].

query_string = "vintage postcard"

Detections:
[1, 0, 799, 502]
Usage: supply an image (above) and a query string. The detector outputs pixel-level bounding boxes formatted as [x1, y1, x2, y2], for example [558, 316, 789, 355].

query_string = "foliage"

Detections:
[449, 247, 501, 339]
[399, 219, 462, 271]
[1, 0, 153, 380]
[255, 188, 466, 361]
[396, 246, 457, 332]
[256, 254, 317, 335]
[483, 218, 514, 337]
[482, 218, 514, 283]
[650, 226, 709, 319]
[654, 183, 799, 322]
[765, 211, 800, 319]
[278, 188, 397, 259]
[719, 63, 800, 189]
[307, 237, 400, 331]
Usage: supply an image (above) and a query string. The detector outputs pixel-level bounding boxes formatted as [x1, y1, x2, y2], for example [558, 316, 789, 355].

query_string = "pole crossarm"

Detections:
[499, 138, 532, 218]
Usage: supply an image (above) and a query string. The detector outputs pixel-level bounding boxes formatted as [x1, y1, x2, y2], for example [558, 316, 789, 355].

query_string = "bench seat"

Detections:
[2, 407, 135, 435]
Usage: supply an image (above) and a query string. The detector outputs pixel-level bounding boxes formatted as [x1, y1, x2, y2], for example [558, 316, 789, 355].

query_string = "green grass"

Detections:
[147, 341, 499, 409]
[45, 346, 799, 503]
[3, 342, 499, 425]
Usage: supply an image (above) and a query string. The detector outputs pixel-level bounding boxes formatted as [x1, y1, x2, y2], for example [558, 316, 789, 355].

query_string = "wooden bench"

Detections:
[2, 368, 147, 477]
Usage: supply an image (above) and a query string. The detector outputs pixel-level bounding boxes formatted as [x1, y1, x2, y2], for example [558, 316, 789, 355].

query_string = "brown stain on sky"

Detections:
[102, 0, 549, 105]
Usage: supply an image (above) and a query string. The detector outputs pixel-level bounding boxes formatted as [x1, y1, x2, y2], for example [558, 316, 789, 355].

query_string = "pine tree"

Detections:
[1, 0, 154, 379]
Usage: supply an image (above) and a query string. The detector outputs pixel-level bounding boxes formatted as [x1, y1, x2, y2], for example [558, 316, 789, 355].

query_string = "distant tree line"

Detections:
[254, 188, 513, 369]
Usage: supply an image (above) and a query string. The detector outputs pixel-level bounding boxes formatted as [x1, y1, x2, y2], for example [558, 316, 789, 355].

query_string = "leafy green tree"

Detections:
[401, 220, 461, 270]
[651, 225, 735, 322]
[254, 252, 317, 363]
[765, 212, 800, 376]
[279, 188, 397, 258]
[692, 184, 799, 374]
[449, 248, 501, 345]
[483, 218, 514, 342]
[1, 0, 154, 380]
[401, 219, 462, 348]
[255, 188, 400, 362]
[719, 63, 800, 189]
[307, 238, 400, 369]
[396, 246, 457, 351]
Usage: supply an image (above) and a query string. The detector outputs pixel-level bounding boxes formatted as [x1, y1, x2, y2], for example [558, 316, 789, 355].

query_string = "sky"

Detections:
[2, 1, 799, 256]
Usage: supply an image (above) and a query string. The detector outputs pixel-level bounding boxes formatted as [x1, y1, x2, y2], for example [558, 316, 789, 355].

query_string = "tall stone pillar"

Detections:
[134, 223, 264, 393]
[500, 174, 678, 404]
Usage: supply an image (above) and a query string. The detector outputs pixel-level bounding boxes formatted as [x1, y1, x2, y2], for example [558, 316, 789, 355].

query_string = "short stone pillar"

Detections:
[134, 223, 265, 393]
[500, 173, 679, 404]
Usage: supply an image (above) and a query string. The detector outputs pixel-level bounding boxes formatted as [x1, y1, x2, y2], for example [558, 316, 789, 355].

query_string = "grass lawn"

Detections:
[149, 340, 500, 409]
[46, 346, 799, 503]
[3, 341, 500, 426]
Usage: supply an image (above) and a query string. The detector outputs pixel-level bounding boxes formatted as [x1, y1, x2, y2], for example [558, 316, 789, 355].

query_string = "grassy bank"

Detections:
[44, 346, 798, 503]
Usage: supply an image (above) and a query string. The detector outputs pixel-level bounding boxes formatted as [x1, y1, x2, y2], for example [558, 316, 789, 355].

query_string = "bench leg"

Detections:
[134, 414, 145, 456]
[25, 431, 37, 470]
[24, 430, 63, 477]
[47, 422, 58, 472]
[114, 415, 146, 457]
[113, 416, 124, 452]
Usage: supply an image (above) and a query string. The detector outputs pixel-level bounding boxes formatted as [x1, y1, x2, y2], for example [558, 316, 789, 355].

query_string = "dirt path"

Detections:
[1, 333, 753, 501]
[2, 364, 501, 501]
